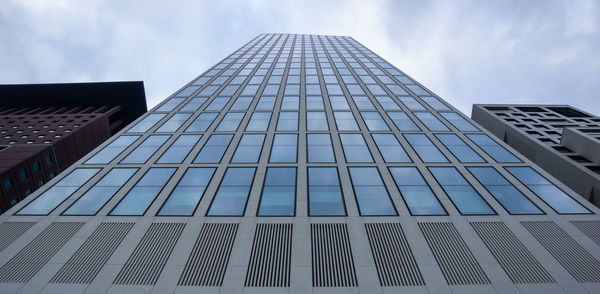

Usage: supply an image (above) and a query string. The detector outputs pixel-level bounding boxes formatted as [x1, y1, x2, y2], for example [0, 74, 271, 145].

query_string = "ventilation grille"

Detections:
[178, 223, 238, 286]
[0, 222, 34, 253]
[0, 222, 83, 283]
[245, 223, 292, 287]
[113, 222, 185, 285]
[419, 222, 490, 285]
[572, 220, 600, 247]
[311, 223, 358, 287]
[522, 221, 600, 283]
[471, 222, 554, 283]
[365, 223, 424, 286]
[51, 222, 134, 284]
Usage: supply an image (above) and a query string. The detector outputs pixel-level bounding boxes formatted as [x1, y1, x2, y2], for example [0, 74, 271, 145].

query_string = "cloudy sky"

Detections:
[1, 0, 599, 116]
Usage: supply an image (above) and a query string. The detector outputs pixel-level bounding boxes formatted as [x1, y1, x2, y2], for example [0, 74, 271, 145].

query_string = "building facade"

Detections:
[472, 104, 600, 207]
[1, 34, 600, 293]
[0, 82, 147, 213]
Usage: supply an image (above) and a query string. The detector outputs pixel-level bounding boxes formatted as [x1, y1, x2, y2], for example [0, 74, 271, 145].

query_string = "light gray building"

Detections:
[1, 34, 600, 294]
[472, 104, 600, 207]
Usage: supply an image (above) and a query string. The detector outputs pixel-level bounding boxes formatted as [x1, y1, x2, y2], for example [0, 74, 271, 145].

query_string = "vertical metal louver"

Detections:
[571, 220, 600, 247]
[178, 223, 238, 286]
[311, 223, 358, 287]
[0, 222, 34, 253]
[0, 222, 84, 283]
[113, 222, 185, 285]
[50, 222, 134, 284]
[471, 222, 554, 283]
[418, 222, 490, 285]
[522, 221, 600, 283]
[245, 223, 292, 287]
[364, 223, 424, 286]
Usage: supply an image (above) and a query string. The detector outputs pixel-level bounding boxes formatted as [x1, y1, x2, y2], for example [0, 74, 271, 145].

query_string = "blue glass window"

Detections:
[348, 167, 397, 216]
[110, 168, 176, 216]
[85, 136, 140, 164]
[326, 84, 343, 95]
[306, 84, 322, 95]
[127, 113, 166, 133]
[372, 134, 411, 162]
[282, 96, 299, 110]
[421, 96, 450, 111]
[307, 134, 335, 163]
[157, 135, 201, 164]
[269, 134, 297, 163]
[180, 97, 208, 112]
[121, 135, 169, 164]
[360, 112, 390, 131]
[466, 134, 521, 163]
[306, 96, 324, 110]
[334, 112, 360, 131]
[398, 97, 425, 110]
[205, 97, 230, 111]
[18, 168, 100, 215]
[440, 112, 479, 131]
[375, 96, 400, 110]
[258, 168, 296, 216]
[414, 112, 450, 131]
[276, 112, 299, 131]
[429, 167, 495, 215]
[246, 112, 272, 131]
[366, 84, 386, 95]
[177, 85, 199, 96]
[340, 134, 373, 163]
[386, 85, 408, 95]
[215, 112, 245, 132]
[347, 84, 365, 95]
[230, 96, 253, 110]
[330, 96, 350, 110]
[63, 168, 138, 215]
[468, 167, 542, 214]
[156, 113, 192, 132]
[308, 167, 346, 216]
[158, 168, 216, 216]
[307, 112, 329, 131]
[198, 85, 219, 96]
[404, 134, 448, 163]
[506, 167, 590, 214]
[407, 84, 429, 95]
[231, 134, 265, 163]
[389, 167, 446, 215]
[193, 134, 233, 163]
[207, 167, 256, 216]
[435, 134, 485, 163]
[156, 97, 185, 112]
[185, 113, 218, 132]
[256, 96, 276, 110]
[241, 84, 259, 96]
[387, 112, 420, 131]
[352, 96, 376, 110]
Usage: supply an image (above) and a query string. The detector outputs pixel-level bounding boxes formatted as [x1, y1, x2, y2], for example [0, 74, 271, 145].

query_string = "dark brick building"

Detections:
[0, 81, 146, 213]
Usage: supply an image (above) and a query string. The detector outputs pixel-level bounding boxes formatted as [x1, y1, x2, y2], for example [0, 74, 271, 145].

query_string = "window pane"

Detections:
[330, 96, 350, 110]
[466, 134, 521, 163]
[110, 168, 176, 216]
[281, 96, 299, 110]
[18, 168, 101, 215]
[231, 134, 265, 163]
[181, 97, 208, 112]
[270, 134, 297, 163]
[86, 136, 140, 164]
[256, 96, 276, 110]
[205, 97, 230, 111]
[429, 167, 495, 215]
[334, 112, 359, 131]
[307, 112, 329, 131]
[414, 112, 450, 131]
[215, 112, 244, 132]
[308, 168, 346, 216]
[185, 113, 218, 132]
[193, 134, 233, 163]
[306, 96, 324, 110]
[127, 113, 166, 133]
[258, 168, 296, 216]
[435, 134, 485, 163]
[64, 168, 138, 215]
[156, 97, 185, 112]
[421, 96, 450, 111]
[468, 167, 542, 214]
[307, 134, 335, 162]
[157, 135, 201, 164]
[404, 134, 448, 163]
[158, 168, 216, 216]
[246, 112, 272, 131]
[387, 112, 420, 131]
[360, 112, 390, 131]
[156, 113, 192, 132]
[348, 167, 397, 216]
[340, 134, 373, 162]
[276, 112, 299, 131]
[207, 167, 256, 216]
[440, 112, 479, 131]
[389, 167, 446, 215]
[352, 96, 375, 110]
[120, 135, 169, 164]
[230, 96, 253, 110]
[398, 97, 425, 110]
[374, 96, 400, 110]
[372, 134, 411, 162]
[506, 167, 590, 214]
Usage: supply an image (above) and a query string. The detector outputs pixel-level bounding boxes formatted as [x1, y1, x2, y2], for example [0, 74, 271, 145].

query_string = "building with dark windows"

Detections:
[472, 104, 600, 207]
[0, 82, 147, 213]
[1, 34, 600, 293]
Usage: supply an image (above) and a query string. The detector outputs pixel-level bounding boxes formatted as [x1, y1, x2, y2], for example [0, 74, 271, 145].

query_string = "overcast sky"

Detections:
[1, 0, 599, 116]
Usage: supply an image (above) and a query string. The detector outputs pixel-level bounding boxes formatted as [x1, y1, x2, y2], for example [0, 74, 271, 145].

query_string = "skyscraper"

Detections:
[1, 34, 599, 293]
[472, 104, 600, 207]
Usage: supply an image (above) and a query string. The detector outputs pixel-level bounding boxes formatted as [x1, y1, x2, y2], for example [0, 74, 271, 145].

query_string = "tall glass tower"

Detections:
[1, 34, 600, 293]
